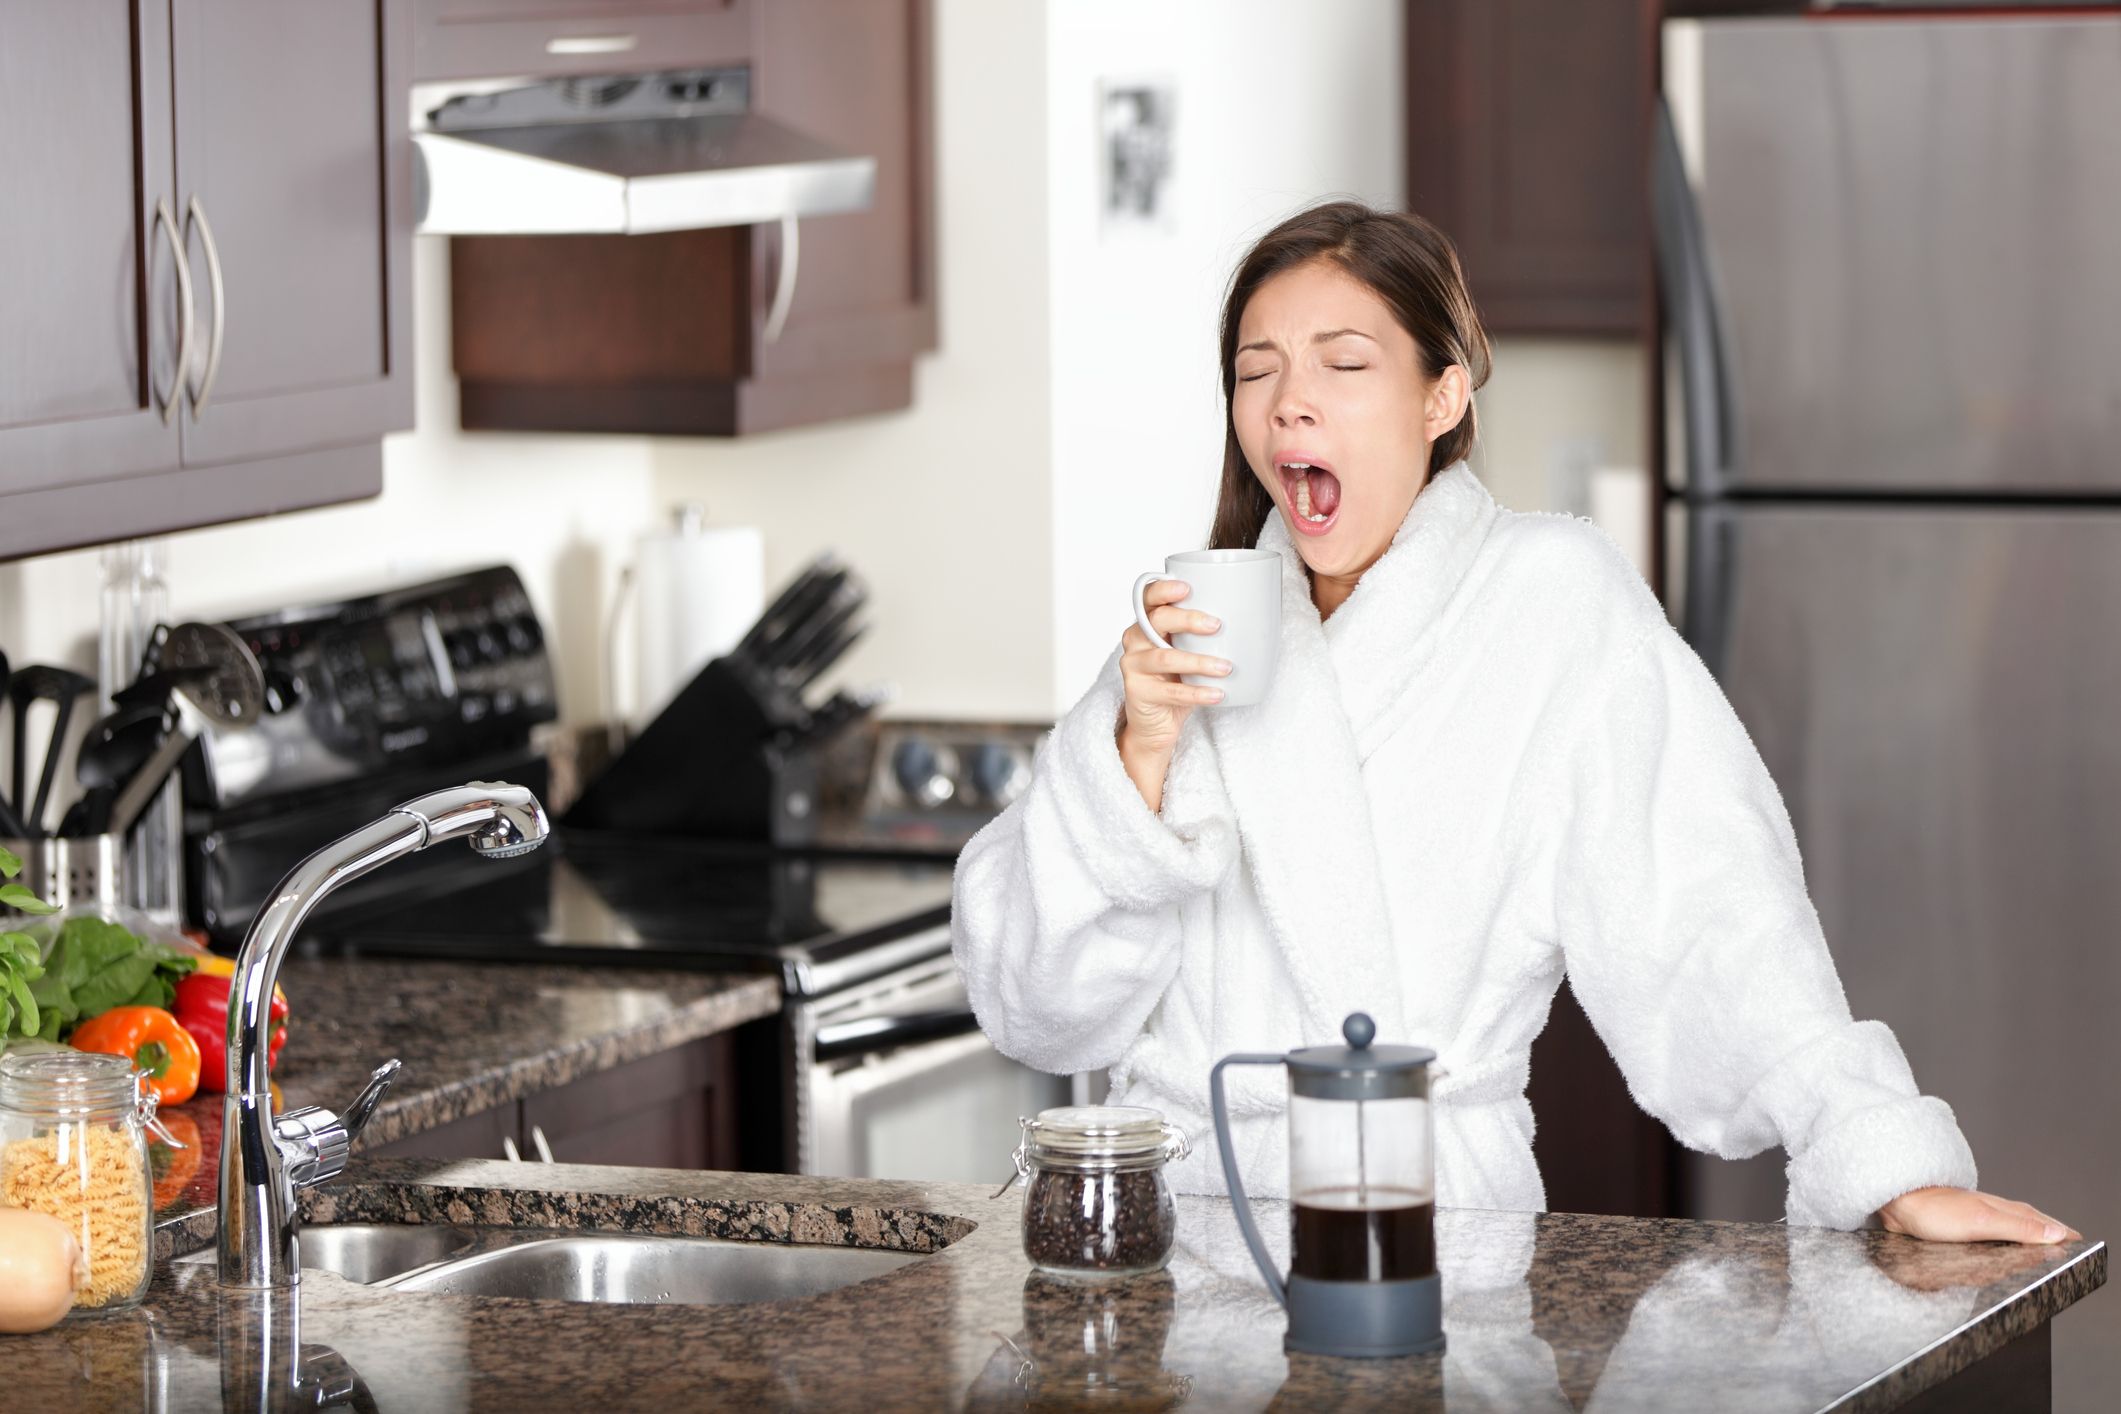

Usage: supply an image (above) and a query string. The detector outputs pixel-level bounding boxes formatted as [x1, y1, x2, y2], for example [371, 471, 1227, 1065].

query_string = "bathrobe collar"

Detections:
[1202, 462, 1498, 1050]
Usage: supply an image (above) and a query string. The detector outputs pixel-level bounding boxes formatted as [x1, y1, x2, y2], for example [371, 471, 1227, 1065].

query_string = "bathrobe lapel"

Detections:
[1202, 463, 1499, 1050]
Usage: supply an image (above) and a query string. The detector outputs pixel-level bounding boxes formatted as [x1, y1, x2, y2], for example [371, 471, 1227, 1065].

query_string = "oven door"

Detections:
[800, 952, 1072, 1183]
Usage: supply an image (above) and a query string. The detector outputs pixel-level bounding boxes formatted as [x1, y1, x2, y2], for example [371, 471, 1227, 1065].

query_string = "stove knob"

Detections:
[262, 667, 307, 714]
[967, 742, 1030, 808]
[891, 738, 955, 808]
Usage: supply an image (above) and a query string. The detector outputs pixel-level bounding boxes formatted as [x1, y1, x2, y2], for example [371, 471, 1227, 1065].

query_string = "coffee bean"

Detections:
[1021, 1167, 1177, 1277]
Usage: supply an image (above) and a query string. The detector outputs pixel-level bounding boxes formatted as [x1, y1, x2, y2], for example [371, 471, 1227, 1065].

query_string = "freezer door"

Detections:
[1661, 16, 2121, 495]
[1672, 504, 2121, 1257]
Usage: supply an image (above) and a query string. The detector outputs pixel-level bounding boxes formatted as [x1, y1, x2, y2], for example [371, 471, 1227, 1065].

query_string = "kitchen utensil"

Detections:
[0, 650, 29, 841]
[75, 704, 168, 792]
[788, 621, 865, 694]
[8, 664, 97, 834]
[732, 556, 836, 663]
[104, 623, 264, 839]
[1209, 1012, 1445, 1358]
[1132, 549, 1283, 708]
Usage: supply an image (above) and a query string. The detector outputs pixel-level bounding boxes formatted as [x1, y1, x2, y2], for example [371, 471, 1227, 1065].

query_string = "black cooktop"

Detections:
[306, 829, 957, 997]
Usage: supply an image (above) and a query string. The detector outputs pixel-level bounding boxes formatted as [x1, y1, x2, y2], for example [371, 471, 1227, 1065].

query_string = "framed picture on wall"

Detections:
[1098, 77, 1176, 237]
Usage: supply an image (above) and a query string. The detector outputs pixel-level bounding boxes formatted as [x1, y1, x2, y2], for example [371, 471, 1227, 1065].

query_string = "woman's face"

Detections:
[1231, 259, 1466, 585]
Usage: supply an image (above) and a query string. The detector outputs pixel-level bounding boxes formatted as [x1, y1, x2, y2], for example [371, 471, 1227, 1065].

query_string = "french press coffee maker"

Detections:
[1210, 1012, 1443, 1358]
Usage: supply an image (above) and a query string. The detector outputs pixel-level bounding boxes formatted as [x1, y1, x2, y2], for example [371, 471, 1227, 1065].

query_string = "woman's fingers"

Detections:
[1148, 605, 1222, 639]
[1882, 1186, 2080, 1244]
[1141, 648, 1231, 679]
[1140, 577, 1192, 607]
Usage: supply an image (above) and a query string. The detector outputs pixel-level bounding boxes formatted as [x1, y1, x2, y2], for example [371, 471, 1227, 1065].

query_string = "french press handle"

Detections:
[1209, 1053, 1292, 1308]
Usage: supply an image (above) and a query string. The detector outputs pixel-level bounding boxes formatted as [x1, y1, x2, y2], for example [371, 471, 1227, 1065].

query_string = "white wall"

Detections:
[649, 0, 1055, 723]
[1042, 0, 1407, 710]
[0, 235, 660, 727]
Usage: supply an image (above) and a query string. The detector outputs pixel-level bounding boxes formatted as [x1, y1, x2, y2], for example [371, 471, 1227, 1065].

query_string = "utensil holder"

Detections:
[0, 834, 124, 923]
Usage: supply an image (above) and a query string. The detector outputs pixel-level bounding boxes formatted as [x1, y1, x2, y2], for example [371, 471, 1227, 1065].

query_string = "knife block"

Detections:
[562, 655, 822, 846]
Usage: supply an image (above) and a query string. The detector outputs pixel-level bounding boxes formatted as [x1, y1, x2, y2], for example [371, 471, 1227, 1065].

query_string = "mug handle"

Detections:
[1132, 572, 1177, 652]
[1211, 1053, 1292, 1308]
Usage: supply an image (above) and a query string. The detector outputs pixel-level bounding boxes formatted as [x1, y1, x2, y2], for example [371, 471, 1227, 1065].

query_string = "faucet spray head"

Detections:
[391, 781, 551, 860]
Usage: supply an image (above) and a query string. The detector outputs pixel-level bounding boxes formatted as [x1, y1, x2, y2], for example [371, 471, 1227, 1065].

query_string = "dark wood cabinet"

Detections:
[364, 1033, 739, 1169]
[1403, 0, 1656, 336]
[0, 2, 184, 501]
[448, 0, 936, 436]
[0, 0, 413, 563]
[414, 0, 753, 82]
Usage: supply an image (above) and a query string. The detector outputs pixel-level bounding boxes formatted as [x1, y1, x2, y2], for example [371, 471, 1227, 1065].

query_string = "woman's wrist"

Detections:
[1116, 721, 1173, 813]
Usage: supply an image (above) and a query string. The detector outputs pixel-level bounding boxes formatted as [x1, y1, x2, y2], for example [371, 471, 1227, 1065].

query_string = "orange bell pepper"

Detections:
[68, 1006, 202, 1106]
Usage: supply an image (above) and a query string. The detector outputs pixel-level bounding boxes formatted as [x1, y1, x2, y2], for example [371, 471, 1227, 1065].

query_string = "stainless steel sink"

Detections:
[378, 1232, 922, 1306]
[179, 1225, 925, 1306]
[177, 1224, 481, 1284]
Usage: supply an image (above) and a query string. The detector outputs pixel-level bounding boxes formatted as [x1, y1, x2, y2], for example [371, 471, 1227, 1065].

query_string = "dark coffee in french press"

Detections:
[1291, 1188, 1436, 1283]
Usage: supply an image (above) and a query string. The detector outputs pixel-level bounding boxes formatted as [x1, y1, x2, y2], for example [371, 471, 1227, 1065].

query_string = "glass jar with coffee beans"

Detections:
[1003, 1106, 1189, 1281]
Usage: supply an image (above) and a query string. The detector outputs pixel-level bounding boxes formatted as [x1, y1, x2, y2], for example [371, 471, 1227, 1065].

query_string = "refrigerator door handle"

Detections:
[1652, 95, 1737, 500]
[1683, 505, 1737, 681]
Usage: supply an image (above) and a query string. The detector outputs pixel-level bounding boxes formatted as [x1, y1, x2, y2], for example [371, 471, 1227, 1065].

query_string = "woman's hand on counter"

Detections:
[1117, 578, 1230, 813]
[1878, 1185, 2081, 1245]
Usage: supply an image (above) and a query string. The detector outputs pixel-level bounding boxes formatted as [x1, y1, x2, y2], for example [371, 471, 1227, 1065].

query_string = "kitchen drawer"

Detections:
[521, 1033, 736, 1169]
[365, 1098, 521, 1162]
[416, 0, 752, 80]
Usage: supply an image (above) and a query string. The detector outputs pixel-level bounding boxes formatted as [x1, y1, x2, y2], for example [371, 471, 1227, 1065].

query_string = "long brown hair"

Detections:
[1207, 202, 1492, 550]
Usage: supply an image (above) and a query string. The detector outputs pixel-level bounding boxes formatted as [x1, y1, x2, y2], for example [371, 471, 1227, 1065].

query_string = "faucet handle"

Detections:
[342, 1058, 401, 1141]
[272, 1058, 401, 1189]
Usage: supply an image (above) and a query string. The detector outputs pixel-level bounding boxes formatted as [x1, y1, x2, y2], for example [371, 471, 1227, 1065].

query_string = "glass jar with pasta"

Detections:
[0, 1050, 165, 1314]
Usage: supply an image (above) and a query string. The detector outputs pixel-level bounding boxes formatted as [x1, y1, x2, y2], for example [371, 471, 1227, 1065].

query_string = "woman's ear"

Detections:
[1424, 364, 1472, 445]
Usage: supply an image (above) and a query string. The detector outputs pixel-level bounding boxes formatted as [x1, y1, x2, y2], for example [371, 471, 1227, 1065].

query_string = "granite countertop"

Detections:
[145, 956, 782, 1253]
[6, 1157, 2102, 1412]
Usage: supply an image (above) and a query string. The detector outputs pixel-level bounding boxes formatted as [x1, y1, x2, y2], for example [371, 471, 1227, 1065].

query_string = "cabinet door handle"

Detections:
[529, 1125, 554, 1163]
[763, 212, 800, 345]
[502, 1135, 522, 1162]
[546, 34, 637, 56]
[184, 195, 227, 417]
[152, 198, 196, 426]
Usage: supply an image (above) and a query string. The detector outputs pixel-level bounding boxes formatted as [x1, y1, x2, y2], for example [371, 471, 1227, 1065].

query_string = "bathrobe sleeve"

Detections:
[951, 651, 1240, 1075]
[1553, 624, 1978, 1230]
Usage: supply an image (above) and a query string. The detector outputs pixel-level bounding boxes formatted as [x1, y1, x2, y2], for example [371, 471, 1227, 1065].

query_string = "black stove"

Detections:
[305, 829, 956, 999]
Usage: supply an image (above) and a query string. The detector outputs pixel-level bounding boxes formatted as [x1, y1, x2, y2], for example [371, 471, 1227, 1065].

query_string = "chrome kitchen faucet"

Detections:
[217, 781, 550, 1288]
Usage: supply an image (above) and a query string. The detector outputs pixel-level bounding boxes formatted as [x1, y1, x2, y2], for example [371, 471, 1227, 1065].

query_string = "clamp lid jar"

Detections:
[0, 1050, 167, 1315]
[1009, 1105, 1189, 1281]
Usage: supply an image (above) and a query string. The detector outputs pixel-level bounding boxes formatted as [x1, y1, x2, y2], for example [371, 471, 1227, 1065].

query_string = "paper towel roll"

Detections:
[632, 508, 764, 729]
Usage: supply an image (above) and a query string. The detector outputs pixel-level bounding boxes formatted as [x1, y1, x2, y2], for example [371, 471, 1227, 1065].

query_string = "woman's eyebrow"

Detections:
[1237, 328, 1378, 354]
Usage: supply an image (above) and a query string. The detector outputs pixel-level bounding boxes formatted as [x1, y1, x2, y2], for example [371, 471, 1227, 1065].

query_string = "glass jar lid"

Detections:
[1004, 1105, 1191, 1187]
[1024, 1106, 1178, 1163]
[0, 1050, 144, 1121]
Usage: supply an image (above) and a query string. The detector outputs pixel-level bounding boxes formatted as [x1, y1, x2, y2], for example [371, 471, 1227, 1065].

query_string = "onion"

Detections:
[0, 1206, 86, 1333]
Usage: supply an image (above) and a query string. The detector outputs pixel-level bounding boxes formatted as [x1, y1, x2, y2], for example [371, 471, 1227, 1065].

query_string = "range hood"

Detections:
[412, 67, 876, 236]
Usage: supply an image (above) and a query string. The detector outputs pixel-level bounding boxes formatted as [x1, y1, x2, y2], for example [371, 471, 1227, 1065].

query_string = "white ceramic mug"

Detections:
[1132, 549, 1283, 708]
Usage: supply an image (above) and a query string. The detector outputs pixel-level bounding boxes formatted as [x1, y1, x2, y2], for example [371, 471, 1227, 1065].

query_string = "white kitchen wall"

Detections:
[1042, 0, 1409, 708]
[0, 234, 661, 725]
[650, 0, 1055, 723]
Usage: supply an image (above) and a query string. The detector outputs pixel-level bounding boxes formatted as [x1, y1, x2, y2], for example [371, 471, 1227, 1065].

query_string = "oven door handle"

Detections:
[813, 1008, 981, 1063]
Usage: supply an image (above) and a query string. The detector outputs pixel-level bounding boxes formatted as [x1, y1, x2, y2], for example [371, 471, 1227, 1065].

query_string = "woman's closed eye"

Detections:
[1238, 365, 1366, 382]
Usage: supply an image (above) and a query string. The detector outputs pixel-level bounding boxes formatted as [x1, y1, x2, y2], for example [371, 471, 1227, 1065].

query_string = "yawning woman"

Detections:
[952, 200, 2074, 1246]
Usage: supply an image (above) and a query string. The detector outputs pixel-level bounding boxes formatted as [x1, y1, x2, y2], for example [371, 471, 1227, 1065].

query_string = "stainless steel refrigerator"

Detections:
[1654, 11, 2121, 1405]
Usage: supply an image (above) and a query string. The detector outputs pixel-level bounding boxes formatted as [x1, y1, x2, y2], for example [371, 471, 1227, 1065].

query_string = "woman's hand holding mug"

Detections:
[1116, 549, 1284, 813]
[1118, 578, 1230, 811]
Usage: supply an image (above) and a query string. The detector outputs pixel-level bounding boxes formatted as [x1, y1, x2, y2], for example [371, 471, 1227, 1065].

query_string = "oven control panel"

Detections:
[187, 565, 558, 813]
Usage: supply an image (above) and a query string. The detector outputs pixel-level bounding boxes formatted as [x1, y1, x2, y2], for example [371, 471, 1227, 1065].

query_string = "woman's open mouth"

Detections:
[1276, 457, 1342, 537]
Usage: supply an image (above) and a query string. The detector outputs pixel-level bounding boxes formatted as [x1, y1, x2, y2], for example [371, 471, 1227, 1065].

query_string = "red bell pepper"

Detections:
[171, 972, 289, 1093]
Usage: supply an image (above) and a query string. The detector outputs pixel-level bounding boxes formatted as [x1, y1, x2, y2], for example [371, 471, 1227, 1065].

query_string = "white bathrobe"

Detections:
[952, 462, 1977, 1230]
